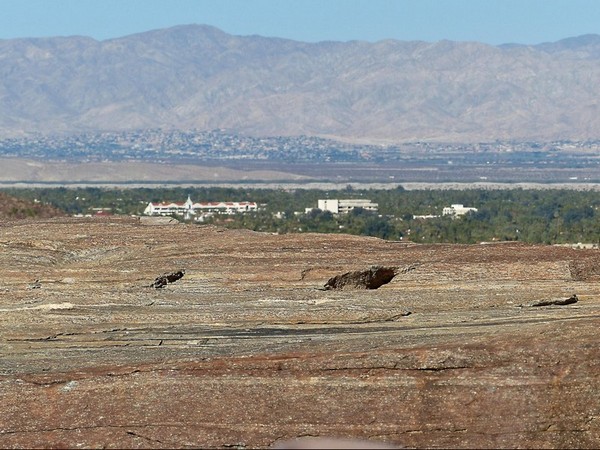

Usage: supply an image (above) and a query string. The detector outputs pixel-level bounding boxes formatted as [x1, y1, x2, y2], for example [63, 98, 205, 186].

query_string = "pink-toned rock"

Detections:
[1, 218, 599, 448]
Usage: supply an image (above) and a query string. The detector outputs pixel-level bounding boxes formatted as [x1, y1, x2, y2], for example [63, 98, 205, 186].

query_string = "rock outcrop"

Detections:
[0, 192, 64, 219]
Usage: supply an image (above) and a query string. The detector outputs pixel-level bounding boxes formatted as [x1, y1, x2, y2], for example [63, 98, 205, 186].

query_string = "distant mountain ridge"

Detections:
[1, 24, 599, 143]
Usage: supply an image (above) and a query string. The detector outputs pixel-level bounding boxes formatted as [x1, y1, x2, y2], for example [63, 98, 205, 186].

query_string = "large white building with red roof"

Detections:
[143, 196, 258, 220]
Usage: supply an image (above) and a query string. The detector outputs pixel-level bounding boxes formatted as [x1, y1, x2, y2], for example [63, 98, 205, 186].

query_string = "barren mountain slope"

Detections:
[1, 26, 600, 142]
[1, 217, 599, 448]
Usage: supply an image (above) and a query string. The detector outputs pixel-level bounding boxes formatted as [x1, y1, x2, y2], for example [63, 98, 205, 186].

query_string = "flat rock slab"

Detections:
[1, 217, 600, 448]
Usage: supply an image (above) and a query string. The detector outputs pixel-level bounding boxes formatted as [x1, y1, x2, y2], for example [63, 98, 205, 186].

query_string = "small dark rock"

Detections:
[150, 270, 185, 289]
[28, 279, 42, 289]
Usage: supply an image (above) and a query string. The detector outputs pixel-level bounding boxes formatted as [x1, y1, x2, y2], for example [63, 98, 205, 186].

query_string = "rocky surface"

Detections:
[1, 217, 599, 448]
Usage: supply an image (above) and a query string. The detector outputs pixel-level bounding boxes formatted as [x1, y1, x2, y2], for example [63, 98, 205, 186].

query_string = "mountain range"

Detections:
[1, 24, 600, 143]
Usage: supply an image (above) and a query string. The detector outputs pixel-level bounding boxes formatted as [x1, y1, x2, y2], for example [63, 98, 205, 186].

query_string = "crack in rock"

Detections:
[524, 294, 578, 307]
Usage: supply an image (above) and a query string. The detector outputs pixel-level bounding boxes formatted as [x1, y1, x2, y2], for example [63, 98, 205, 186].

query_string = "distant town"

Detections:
[1, 129, 600, 167]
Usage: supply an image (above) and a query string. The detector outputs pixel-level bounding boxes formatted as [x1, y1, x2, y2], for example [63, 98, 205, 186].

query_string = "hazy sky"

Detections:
[1, 0, 599, 45]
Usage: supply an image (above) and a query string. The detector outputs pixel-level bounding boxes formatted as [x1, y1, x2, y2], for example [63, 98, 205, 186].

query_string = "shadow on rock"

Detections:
[324, 265, 397, 290]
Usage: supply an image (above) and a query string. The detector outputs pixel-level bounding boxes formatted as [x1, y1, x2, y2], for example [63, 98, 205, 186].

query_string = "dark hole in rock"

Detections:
[324, 266, 397, 290]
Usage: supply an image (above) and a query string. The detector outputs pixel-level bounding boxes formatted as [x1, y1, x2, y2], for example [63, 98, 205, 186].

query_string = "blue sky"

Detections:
[1, 0, 599, 45]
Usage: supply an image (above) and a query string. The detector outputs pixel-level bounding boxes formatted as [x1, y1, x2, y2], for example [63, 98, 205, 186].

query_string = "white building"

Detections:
[144, 196, 258, 220]
[317, 199, 378, 214]
[442, 204, 478, 217]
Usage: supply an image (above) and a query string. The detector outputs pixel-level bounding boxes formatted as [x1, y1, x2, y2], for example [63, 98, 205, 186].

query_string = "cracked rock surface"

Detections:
[1, 217, 600, 448]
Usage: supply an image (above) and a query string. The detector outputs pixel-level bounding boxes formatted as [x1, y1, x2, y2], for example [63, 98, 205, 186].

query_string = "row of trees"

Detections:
[3, 186, 600, 245]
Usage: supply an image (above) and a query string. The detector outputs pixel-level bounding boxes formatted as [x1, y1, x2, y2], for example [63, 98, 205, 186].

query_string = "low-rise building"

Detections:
[442, 204, 478, 217]
[144, 196, 258, 220]
[317, 199, 378, 214]
[412, 214, 440, 220]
